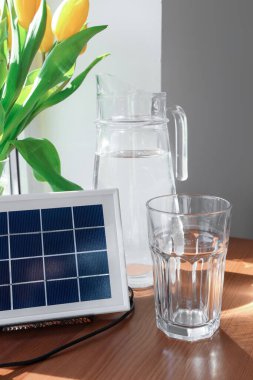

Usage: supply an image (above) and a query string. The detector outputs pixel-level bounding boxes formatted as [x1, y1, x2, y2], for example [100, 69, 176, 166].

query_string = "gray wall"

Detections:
[162, 0, 253, 238]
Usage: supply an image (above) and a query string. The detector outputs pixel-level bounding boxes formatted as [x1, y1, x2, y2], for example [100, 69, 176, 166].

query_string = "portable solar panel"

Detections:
[0, 189, 129, 327]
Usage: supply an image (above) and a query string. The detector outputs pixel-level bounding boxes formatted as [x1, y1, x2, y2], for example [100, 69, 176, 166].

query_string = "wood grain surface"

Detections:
[1, 237, 253, 380]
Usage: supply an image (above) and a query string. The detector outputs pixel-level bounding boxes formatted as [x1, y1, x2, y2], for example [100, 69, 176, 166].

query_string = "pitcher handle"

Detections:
[168, 106, 188, 181]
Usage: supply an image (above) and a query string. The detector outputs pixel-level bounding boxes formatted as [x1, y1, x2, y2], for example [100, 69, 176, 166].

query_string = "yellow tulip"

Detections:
[52, 0, 89, 42]
[39, 5, 54, 53]
[14, 0, 41, 30]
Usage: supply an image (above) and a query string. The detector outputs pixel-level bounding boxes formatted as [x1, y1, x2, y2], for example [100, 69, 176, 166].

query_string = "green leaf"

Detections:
[0, 53, 7, 90]
[11, 138, 83, 192]
[0, 55, 7, 91]
[15, 84, 33, 105]
[0, 4, 8, 96]
[3, 84, 33, 132]
[21, 0, 47, 80]
[2, 0, 22, 112]
[63, 64, 76, 82]
[0, 102, 5, 137]
[18, 23, 27, 50]
[22, 61, 67, 102]
[8, 55, 109, 138]
[5, 63, 76, 133]
[0, 17, 7, 44]
[30, 25, 107, 96]
[24, 68, 41, 86]
[2, 0, 46, 113]
[0, 18, 8, 91]
[33, 54, 109, 114]
[1, 25, 107, 146]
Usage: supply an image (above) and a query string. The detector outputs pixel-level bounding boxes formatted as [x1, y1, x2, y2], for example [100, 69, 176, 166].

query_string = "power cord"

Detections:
[0, 287, 135, 368]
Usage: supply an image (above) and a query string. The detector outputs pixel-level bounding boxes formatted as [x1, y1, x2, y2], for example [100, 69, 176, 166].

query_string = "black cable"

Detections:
[0, 288, 135, 368]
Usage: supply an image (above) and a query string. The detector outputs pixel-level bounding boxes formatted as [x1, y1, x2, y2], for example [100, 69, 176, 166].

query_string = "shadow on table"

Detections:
[222, 270, 253, 312]
[156, 329, 253, 380]
[3, 323, 253, 380]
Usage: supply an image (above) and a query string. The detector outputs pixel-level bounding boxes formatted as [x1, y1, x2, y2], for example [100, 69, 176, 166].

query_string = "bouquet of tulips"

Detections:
[0, 0, 107, 191]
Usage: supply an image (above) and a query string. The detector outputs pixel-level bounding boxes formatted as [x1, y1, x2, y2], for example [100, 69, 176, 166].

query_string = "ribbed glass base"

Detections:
[157, 314, 220, 342]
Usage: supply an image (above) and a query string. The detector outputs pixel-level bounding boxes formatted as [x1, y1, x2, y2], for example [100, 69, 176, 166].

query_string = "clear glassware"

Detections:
[146, 194, 232, 341]
[93, 74, 188, 289]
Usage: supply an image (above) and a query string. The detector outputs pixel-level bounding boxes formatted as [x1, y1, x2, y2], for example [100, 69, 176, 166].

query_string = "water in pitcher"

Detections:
[94, 148, 176, 288]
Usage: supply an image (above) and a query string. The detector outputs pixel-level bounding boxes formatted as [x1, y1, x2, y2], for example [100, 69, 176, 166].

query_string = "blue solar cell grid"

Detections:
[0, 204, 111, 312]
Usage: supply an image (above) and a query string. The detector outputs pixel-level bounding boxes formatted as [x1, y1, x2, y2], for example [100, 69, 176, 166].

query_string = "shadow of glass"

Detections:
[158, 329, 253, 380]
[222, 271, 253, 312]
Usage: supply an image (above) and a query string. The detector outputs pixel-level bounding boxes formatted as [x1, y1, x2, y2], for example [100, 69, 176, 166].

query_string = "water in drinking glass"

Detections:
[152, 230, 227, 335]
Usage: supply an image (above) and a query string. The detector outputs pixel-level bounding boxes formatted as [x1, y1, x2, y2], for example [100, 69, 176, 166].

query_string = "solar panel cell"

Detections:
[79, 275, 111, 301]
[42, 207, 73, 231]
[73, 205, 104, 228]
[45, 254, 77, 280]
[10, 233, 42, 258]
[13, 282, 46, 309]
[43, 231, 75, 255]
[76, 228, 107, 252]
[0, 212, 7, 235]
[0, 261, 10, 285]
[0, 286, 11, 311]
[78, 251, 109, 277]
[11, 258, 44, 283]
[9, 210, 40, 234]
[46, 279, 79, 305]
[0, 236, 8, 259]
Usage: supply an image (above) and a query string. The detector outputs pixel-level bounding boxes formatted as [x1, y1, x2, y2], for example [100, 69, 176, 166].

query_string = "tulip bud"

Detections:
[14, 0, 41, 30]
[52, 0, 89, 42]
[39, 5, 54, 53]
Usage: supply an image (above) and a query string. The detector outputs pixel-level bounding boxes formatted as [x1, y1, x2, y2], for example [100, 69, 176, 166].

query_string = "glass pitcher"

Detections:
[93, 74, 188, 288]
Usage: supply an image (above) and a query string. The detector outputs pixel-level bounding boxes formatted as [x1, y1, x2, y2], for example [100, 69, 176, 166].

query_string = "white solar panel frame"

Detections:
[0, 189, 130, 327]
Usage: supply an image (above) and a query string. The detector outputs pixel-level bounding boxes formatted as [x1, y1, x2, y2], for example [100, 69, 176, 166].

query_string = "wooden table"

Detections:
[1, 237, 253, 380]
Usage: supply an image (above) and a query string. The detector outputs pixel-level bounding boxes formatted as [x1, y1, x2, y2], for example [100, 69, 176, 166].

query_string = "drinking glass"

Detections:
[146, 194, 232, 341]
